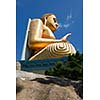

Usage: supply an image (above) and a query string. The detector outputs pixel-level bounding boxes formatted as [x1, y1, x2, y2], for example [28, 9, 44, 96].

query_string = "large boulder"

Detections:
[16, 70, 82, 100]
[16, 62, 21, 70]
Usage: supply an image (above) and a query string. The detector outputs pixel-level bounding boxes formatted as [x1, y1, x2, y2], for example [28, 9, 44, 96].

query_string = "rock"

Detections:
[16, 70, 82, 100]
[16, 62, 21, 70]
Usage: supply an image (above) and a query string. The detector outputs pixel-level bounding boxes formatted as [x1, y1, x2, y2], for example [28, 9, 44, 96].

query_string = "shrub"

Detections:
[45, 51, 83, 81]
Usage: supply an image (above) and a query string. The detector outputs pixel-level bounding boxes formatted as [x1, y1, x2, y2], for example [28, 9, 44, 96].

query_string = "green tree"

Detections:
[45, 51, 83, 81]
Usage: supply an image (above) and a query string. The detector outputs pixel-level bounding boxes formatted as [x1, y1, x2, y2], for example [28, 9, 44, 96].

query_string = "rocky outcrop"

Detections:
[16, 70, 82, 100]
[16, 62, 21, 70]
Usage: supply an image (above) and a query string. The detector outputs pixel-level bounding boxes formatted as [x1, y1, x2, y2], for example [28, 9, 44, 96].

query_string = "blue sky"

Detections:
[16, 0, 83, 60]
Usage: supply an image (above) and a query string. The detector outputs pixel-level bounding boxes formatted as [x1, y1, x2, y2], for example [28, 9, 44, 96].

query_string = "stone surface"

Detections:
[16, 70, 82, 100]
[16, 62, 21, 70]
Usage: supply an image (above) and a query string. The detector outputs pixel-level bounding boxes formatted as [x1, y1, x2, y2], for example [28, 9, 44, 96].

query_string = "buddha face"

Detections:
[46, 15, 59, 32]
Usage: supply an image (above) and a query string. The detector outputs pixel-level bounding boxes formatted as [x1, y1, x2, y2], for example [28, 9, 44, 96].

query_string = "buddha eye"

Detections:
[53, 18, 57, 23]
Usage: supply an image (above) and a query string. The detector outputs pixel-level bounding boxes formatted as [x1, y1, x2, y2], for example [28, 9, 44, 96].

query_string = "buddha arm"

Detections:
[28, 19, 62, 49]
[60, 33, 71, 41]
[29, 20, 61, 43]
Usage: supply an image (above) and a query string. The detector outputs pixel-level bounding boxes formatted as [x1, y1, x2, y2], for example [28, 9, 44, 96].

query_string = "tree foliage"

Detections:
[45, 51, 83, 81]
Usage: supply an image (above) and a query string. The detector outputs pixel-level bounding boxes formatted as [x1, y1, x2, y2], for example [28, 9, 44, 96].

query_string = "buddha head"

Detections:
[41, 13, 59, 32]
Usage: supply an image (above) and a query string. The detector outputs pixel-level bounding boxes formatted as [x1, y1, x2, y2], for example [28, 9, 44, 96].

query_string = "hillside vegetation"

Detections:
[45, 51, 83, 81]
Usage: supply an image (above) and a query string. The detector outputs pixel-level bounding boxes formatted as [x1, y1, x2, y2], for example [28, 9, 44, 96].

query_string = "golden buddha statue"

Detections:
[22, 13, 76, 60]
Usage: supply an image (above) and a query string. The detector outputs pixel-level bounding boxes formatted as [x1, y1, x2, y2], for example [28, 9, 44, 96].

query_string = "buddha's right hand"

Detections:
[60, 33, 71, 42]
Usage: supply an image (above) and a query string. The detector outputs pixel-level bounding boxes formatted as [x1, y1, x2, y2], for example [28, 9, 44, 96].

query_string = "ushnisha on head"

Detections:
[41, 13, 59, 32]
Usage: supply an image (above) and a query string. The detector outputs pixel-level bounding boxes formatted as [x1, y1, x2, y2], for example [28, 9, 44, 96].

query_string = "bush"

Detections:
[45, 51, 83, 81]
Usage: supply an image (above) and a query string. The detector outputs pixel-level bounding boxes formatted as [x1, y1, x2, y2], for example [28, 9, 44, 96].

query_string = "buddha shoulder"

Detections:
[30, 19, 43, 25]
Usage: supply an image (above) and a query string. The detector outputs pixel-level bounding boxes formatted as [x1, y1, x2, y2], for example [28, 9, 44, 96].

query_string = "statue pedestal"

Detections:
[19, 57, 68, 73]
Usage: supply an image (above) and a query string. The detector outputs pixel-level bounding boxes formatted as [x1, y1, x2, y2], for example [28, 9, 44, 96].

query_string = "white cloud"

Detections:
[66, 9, 72, 21]
[57, 20, 75, 30]
[63, 24, 70, 28]
[66, 14, 72, 20]
[57, 9, 75, 30]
